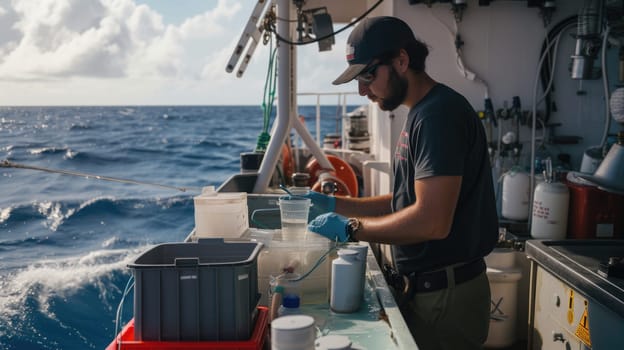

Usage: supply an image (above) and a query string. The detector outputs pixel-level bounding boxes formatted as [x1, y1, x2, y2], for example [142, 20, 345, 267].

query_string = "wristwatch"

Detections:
[347, 218, 361, 242]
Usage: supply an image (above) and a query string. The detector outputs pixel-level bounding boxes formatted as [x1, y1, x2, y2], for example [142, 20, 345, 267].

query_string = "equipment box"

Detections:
[128, 239, 263, 341]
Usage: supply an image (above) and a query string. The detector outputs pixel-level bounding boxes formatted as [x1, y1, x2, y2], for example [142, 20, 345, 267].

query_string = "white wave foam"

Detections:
[0, 206, 11, 223]
[29, 147, 58, 155]
[63, 149, 77, 159]
[155, 195, 189, 209]
[34, 197, 113, 231]
[78, 196, 115, 210]
[36, 201, 75, 231]
[0, 246, 147, 334]
[119, 108, 135, 116]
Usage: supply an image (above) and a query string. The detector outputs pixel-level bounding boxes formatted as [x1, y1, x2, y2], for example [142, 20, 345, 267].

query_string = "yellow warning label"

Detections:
[567, 290, 574, 324]
[575, 303, 591, 347]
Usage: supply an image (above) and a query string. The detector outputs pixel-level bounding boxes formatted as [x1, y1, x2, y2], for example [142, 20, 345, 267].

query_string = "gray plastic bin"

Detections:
[128, 238, 263, 341]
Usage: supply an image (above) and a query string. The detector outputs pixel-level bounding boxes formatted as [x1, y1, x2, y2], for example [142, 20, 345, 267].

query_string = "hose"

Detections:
[539, 15, 578, 125]
[256, 42, 279, 152]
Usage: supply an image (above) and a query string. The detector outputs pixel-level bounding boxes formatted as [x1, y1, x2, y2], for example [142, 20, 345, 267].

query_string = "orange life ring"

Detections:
[305, 154, 358, 197]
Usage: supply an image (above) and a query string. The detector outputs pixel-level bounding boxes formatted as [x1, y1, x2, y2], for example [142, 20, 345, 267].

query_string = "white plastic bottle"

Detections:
[330, 249, 363, 313]
[277, 294, 301, 317]
[531, 159, 570, 239]
[501, 167, 530, 221]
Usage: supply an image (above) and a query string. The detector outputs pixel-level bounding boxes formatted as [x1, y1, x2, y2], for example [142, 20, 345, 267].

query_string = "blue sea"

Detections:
[0, 105, 349, 350]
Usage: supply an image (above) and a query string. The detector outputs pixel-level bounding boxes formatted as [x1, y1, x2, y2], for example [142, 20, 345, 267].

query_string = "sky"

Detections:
[0, 0, 366, 106]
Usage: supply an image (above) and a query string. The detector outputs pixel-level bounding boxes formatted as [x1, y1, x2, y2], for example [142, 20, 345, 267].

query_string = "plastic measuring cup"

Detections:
[278, 196, 311, 241]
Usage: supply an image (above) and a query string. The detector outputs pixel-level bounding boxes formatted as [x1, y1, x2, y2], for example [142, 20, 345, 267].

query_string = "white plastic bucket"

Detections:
[271, 315, 316, 350]
[485, 249, 522, 348]
[193, 186, 248, 238]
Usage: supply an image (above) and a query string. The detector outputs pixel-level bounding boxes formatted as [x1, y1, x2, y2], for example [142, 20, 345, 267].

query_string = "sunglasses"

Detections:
[355, 62, 383, 85]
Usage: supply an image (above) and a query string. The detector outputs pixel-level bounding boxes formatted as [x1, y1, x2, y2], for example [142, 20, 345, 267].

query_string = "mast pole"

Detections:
[252, 0, 334, 193]
[253, 0, 292, 193]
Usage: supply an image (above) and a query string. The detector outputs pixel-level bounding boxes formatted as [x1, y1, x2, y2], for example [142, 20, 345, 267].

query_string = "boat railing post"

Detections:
[316, 95, 321, 145]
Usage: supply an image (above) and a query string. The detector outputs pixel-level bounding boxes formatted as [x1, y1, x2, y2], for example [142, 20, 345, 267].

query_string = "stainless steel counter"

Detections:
[526, 239, 624, 349]
[525, 239, 624, 318]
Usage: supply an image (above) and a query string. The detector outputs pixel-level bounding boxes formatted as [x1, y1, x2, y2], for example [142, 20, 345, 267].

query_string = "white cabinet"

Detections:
[531, 266, 591, 350]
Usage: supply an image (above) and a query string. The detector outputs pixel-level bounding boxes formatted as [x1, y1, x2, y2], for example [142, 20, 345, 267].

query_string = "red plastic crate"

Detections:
[106, 307, 268, 350]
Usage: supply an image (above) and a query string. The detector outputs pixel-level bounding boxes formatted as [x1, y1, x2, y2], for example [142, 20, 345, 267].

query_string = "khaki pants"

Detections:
[400, 270, 491, 350]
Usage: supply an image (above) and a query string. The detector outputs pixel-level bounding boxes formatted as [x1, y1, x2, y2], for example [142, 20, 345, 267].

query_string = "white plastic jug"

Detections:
[531, 181, 569, 239]
[501, 168, 530, 221]
[330, 249, 363, 313]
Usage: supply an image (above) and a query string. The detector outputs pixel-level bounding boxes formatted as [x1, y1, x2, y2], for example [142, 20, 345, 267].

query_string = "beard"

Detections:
[379, 65, 408, 111]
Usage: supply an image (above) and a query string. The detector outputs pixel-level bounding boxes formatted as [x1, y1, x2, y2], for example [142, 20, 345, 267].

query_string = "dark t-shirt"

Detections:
[391, 83, 498, 274]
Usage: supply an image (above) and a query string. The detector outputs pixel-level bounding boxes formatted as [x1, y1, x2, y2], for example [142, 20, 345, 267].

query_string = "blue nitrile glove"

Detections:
[303, 191, 336, 220]
[307, 212, 349, 242]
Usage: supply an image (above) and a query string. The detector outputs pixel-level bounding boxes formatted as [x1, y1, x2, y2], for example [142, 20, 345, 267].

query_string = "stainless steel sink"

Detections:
[526, 239, 624, 349]
[526, 239, 624, 318]
[543, 239, 624, 277]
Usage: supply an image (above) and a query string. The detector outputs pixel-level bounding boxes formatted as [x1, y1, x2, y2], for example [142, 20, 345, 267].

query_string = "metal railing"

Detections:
[296, 92, 362, 145]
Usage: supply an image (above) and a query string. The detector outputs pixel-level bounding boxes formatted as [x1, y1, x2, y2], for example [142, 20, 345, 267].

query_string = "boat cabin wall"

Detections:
[369, 0, 620, 173]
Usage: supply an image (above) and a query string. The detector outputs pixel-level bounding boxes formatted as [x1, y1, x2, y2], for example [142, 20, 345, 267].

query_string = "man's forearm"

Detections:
[335, 193, 393, 217]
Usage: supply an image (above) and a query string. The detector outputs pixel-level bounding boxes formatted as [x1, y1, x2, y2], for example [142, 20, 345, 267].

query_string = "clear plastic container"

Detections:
[247, 228, 334, 306]
[194, 186, 248, 238]
[278, 196, 311, 241]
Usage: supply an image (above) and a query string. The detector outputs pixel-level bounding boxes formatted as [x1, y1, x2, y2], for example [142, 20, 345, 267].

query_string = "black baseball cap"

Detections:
[332, 16, 416, 85]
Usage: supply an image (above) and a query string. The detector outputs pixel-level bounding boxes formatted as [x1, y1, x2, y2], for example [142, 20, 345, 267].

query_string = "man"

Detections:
[306, 16, 499, 349]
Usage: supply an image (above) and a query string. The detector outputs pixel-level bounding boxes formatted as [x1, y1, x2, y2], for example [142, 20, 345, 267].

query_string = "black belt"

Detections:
[384, 258, 486, 295]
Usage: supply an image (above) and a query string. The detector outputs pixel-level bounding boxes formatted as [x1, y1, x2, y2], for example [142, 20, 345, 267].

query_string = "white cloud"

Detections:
[0, 0, 241, 80]
[0, 0, 366, 105]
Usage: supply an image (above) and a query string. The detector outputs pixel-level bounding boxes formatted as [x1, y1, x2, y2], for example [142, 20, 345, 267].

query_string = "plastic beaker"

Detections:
[278, 196, 311, 241]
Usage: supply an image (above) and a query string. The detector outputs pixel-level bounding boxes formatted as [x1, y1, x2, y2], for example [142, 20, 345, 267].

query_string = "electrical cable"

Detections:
[539, 15, 578, 124]
[537, 24, 576, 106]
[270, 0, 385, 46]
[530, 28, 576, 231]
[600, 24, 612, 150]
[115, 275, 135, 350]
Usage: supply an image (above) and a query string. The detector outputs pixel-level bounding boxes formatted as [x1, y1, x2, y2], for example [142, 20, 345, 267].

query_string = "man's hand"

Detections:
[307, 212, 349, 242]
[302, 191, 336, 220]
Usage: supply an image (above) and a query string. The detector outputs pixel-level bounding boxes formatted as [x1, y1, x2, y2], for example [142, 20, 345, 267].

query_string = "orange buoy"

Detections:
[281, 142, 294, 185]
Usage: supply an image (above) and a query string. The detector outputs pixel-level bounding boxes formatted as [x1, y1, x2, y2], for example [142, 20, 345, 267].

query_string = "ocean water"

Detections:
[0, 105, 349, 350]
